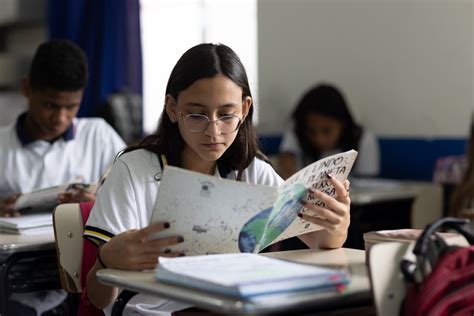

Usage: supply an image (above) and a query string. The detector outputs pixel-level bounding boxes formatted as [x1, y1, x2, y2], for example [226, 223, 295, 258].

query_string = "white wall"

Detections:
[257, 0, 473, 138]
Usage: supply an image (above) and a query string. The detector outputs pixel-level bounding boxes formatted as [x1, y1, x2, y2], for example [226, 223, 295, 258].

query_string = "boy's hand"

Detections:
[0, 194, 21, 217]
[99, 222, 184, 271]
[57, 188, 96, 204]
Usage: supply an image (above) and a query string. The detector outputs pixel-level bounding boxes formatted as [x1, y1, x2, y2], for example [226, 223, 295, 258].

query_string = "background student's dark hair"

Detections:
[450, 115, 474, 217]
[29, 39, 88, 91]
[292, 84, 363, 161]
[125, 43, 266, 179]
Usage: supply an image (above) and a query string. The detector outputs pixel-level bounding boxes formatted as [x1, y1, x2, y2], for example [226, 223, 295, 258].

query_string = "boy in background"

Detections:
[0, 39, 125, 216]
[0, 39, 125, 314]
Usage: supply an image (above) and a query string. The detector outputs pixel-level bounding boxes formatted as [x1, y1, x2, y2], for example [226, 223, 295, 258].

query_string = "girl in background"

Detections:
[278, 84, 379, 179]
[450, 115, 474, 217]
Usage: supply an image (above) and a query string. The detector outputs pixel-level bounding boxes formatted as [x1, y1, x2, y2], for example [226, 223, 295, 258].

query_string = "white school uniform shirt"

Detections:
[279, 126, 380, 176]
[84, 149, 284, 315]
[0, 114, 126, 198]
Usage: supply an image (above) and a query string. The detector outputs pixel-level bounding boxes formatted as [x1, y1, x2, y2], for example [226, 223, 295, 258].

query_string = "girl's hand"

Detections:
[99, 222, 184, 271]
[299, 175, 351, 239]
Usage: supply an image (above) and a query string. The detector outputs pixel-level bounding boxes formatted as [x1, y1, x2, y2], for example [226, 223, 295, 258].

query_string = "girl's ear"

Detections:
[242, 96, 252, 120]
[165, 95, 178, 123]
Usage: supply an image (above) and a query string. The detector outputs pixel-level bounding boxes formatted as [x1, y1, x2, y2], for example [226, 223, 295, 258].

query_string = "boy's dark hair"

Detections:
[292, 84, 363, 161]
[29, 39, 88, 91]
[125, 43, 266, 179]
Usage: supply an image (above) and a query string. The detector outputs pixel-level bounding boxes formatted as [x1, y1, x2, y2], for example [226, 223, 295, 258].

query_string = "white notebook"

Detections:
[155, 253, 350, 299]
[0, 213, 52, 234]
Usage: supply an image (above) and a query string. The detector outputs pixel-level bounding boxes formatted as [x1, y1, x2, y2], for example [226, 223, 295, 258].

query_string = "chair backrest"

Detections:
[53, 203, 84, 293]
[368, 241, 413, 316]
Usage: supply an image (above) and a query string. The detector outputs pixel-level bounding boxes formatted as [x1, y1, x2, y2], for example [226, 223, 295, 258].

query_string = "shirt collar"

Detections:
[15, 112, 75, 146]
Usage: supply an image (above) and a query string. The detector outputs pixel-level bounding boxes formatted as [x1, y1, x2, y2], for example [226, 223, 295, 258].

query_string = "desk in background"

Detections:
[97, 248, 374, 315]
[346, 178, 443, 249]
[0, 231, 60, 315]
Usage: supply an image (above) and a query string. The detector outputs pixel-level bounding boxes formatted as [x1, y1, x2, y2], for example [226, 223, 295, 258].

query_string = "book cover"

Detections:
[150, 150, 358, 255]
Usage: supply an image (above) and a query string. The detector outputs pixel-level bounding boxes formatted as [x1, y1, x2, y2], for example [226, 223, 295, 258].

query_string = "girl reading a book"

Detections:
[84, 43, 352, 314]
[278, 83, 380, 179]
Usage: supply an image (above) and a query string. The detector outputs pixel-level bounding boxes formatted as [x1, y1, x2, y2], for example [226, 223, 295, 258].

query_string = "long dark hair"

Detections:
[125, 43, 265, 178]
[450, 113, 474, 216]
[292, 84, 362, 161]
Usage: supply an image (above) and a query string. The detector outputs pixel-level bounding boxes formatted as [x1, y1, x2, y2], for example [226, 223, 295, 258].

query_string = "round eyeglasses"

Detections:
[180, 112, 242, 134]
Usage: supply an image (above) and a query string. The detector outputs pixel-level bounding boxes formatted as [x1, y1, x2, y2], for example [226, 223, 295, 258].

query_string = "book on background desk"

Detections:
[0, 213, 53, 235]
[150, 150, 357, 255]
[13, 182, 97, 211]
[155, 253, 350, 300]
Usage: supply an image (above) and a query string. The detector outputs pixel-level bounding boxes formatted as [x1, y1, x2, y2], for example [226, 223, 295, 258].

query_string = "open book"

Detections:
[150, 150, 358, 255]
[155, 253, 350, 299]
[13, 183, 97, 211]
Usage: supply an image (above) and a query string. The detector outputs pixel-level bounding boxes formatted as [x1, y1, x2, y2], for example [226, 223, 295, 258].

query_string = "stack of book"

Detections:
[155, 253, 350, 300]
[0, 214, 53, 235]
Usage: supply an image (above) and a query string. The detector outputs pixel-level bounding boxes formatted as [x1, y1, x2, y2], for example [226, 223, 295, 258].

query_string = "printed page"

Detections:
[150, 166, 279, 255]
[13, 183, 96, 211]
[266, 150, 358, 246]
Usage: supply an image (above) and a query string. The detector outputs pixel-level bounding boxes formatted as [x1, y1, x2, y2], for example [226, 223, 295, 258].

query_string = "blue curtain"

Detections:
[48, 0, 142, 118]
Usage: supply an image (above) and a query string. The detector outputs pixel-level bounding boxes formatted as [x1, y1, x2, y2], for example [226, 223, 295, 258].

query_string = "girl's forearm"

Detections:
[86, 259, 119, 309]
[298, 230, 347, 249]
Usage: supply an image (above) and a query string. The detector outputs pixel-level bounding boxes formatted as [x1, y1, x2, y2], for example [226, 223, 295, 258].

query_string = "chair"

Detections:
[368, 232, 470, 316]
[368, 241, 412, 316]
[53, 202, 103, 316]
[53, 203, 84, 294]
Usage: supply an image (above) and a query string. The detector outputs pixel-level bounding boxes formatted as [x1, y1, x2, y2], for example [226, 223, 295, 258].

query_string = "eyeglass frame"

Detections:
[178, 111, 243, 134]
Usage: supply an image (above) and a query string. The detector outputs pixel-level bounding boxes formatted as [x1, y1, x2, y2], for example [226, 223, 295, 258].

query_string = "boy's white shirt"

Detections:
[0, 117, 126, 198]
[86, 149, 284, 315]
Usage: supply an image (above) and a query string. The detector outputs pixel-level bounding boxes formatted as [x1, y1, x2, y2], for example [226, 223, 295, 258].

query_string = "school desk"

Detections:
[346, 179, 442, 249]
[96, 248, 374, 315]
[0, 231, 60, 315]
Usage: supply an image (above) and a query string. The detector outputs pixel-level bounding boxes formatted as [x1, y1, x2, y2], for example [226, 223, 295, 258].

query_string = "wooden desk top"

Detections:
[97, 248, 371, 314]
[0, 230, 55, 254]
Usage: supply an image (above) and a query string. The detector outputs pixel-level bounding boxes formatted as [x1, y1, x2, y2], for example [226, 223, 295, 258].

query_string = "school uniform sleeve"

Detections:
[84, 150, 160, 243]
[354, 131, 380, 176]
[84, 157, 139, 243]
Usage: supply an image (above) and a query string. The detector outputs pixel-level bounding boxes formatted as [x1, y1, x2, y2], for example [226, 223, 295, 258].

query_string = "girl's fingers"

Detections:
[298, 213, 338, 232]
[142, 236, 184, 253]
[343, 179, 350, 191]
[158, 251, 183, 258]
[138, 222, 171, 241]
[306, 190, 346, 216]
[326, 175, 350, 201]
[301, 205, 342, 225]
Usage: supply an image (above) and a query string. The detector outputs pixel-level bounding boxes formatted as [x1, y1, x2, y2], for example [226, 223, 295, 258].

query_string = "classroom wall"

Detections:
[257, 0, 473, 138]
